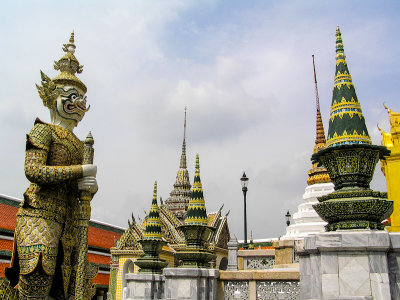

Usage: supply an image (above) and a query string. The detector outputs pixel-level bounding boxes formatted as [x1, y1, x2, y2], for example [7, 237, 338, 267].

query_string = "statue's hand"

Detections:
[82, 164, 97, 177]
[78, 176, 98, 194]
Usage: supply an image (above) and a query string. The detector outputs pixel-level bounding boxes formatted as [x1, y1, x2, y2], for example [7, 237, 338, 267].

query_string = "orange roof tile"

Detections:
[88, 253, 111, 266]
[0, 262, 10, 278]
[93, 272, 110, 286]
[88, 226, 121, 250]
[0, 239, 14, 252]
[0, 204, 18, 231]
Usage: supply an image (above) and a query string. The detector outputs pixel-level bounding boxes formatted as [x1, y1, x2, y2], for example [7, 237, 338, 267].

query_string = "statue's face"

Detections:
[54, 85, 88, 126]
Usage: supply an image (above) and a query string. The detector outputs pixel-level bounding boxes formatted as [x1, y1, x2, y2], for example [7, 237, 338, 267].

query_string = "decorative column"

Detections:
[126, 182, 167, 300]
[299, 27, 393, 300]
[227, 236, 239, 271]
[164, 154, 219, 300]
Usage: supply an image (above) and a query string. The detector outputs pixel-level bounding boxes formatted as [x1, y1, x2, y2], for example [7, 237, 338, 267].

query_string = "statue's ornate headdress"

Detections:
[36, 32, 87, 108]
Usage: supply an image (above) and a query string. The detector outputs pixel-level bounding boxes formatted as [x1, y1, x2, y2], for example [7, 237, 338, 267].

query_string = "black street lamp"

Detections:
[285, 210, 291, 226]
[240, 172, 249, 250]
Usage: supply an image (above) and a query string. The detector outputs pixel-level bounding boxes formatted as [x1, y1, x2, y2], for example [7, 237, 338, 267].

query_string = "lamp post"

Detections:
[240, 172, 249, 249]
[285, 210, 291, 227]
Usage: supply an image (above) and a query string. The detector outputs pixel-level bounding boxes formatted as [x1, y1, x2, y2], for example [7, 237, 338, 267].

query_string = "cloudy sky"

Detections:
[1, 0, 399, 239]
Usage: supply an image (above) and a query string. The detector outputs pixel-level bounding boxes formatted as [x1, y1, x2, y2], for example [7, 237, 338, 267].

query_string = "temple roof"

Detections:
[112, 203, 230, 252]
[326, 27, 371, 147]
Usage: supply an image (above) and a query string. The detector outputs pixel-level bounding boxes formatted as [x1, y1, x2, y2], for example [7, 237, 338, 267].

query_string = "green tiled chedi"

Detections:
[326, 26, 372, 147]
[185, 154, 208, 226]
[144, 181, 163, 239]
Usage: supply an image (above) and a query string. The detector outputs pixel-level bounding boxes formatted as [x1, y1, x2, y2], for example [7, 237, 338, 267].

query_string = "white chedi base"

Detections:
[282, 182, 334, 240]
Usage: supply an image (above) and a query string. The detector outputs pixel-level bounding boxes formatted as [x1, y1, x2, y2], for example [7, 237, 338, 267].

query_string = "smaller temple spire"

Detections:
[249, 231, 254, 250]
[312, 55, 327, 148]
[165, 108, 192, 221]
[307, 55, 331, 185]
[144, 181, 163, 239]
[185, 154, 208, 226]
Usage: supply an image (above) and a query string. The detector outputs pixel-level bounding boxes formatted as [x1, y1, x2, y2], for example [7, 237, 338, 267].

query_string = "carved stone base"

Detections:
[298, 231, 399, 299]
[125, 273, 164, 300]
[163, 268, 219, 300]
[313, 190, 393, 231]
[176, 248, 217, 268]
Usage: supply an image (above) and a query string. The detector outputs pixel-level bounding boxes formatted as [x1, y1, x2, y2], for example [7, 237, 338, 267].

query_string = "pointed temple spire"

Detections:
[326, 27, 371, 147]
[185, 154, 208, 226]
[313, 54, 327, 148]
[307, 55, 331, 185]
[165, 108, 192, 221]
[144, 181, 163, 239]
[180, 106, 187, 169]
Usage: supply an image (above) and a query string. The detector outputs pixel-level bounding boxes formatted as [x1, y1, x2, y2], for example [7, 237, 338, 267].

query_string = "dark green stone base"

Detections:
[135, 238, 168, 274]
[325, 220, 385, 231]
[134, 257, 169, 274]
[176, 248, 217, 268]
[312, 144, 390, 190]
[178, 224, 215, 247]
[313, 190, 393, 232]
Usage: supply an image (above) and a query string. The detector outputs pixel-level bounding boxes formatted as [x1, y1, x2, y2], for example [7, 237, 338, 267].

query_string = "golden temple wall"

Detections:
[381, 108, 400, 232]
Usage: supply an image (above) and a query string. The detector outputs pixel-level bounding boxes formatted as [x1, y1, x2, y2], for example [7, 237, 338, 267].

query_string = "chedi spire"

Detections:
[165, 108, 191, 221]
[185, 154, 208, 226]
[144, 181, 163, 240]
[326, 26, 371, 147]
[307, 55, 331, 185]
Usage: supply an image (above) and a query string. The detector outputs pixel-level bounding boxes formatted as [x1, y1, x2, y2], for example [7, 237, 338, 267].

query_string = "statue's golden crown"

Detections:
[36, 32, 87, 108]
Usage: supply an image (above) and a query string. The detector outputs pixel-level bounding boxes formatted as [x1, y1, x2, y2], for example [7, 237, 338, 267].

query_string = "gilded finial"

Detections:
[70, 31, 75, 43]
[335, 26, 345, 60]
[85, 132, 94, 146]
[184, 106, 187, 142]
[195, 153, 199, 170]
[153, 181, 157, 203]
[180, 107, 188, 168]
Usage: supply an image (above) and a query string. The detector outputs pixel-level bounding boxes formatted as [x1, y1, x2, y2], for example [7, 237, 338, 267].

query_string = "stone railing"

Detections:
[238, 249, 276, 270]
[218, 269, 300, 300]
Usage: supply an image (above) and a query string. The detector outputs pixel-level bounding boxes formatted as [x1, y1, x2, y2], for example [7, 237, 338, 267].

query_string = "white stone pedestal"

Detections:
[299, 231, 393, 300]
[163, 268, 219, 300]
[125, 273, 164, 300]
